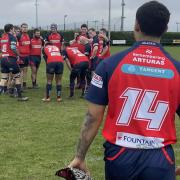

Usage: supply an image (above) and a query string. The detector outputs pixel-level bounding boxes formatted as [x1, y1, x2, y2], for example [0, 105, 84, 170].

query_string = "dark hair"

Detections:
[136, 1, 170, 37]
[50, 23, 57, 29]
[4, 24, 14, 33]
[14, 25, 20, 30]
[21, 23, 28, 27]
[100, 28, 107, 34]
[81, 24, 88, 29]
[33, 28, 40, 33]
[88, 28, 96, 32]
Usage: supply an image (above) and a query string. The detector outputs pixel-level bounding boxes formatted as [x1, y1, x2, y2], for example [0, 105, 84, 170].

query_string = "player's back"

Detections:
[94, 41, 180, 149]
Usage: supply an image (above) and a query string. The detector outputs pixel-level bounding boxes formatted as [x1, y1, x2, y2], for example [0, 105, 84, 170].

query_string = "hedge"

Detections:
[1, 29, 180, 45]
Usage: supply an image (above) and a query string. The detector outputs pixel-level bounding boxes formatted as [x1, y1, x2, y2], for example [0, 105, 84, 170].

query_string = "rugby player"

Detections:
[98, 28, 111, 60]
[88, 28, 99, 72]
[67, 1, 180, 180]
[17, 23, 31, 89]
[29, 28, 43, 88]
[45, 23, 64, 51]
[70, 24, 89, 53]
[42, 42, 64, 102]
[78, 36, 91, 95]
[0, 24, 28, 101]
[62, 46, 89, 98]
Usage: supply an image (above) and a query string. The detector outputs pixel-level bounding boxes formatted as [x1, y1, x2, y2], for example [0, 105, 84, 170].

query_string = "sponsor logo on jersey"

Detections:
[132, 52, 165, 65]
[145, 49, 153, 54]
[32, 45, 42, 48]
[121, 64, 174, 79]
[22, 41, 30, 45]
[91, 73, 103, 88]
[116, 132, 164, 149]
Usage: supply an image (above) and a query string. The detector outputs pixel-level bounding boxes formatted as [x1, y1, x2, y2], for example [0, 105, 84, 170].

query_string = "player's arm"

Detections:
[90, 37, 98, 59]
[68, 61, 108, 173]
[62, 50, 72, 71]
[84, 43, 91, 57]
[44, 33, 49, 44]
[64, 57, 72, 71]
[69, 33, 79, 45]
[69, 103, 105, 172]
[91, 46, 98, 59]
[42, 48, 47, 62]
[101, 45, 108, 57]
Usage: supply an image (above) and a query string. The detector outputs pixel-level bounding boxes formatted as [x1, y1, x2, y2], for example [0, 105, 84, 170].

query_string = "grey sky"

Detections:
[0, 0, 179, 31]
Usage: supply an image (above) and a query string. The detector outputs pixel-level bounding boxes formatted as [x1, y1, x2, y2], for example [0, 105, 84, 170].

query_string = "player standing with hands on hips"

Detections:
[56, 1, 180, 180]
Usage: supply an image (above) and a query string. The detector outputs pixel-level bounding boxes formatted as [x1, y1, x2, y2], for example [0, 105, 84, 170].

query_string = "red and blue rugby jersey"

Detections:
[17, 32, 31, 56]
[86, 41, 180, 149]
[46, 32, 64, 50]
[63, 47, 89, 66]
[30, 37, 43, 56]
[1, 33, 17, 57]
[44, 45, 63, 64]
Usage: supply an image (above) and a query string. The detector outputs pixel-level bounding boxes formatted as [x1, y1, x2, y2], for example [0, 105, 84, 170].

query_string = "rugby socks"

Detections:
[32, 81, 36, 87]
[23, 82, 26, 88]
[81, 81, 86, 97]
[0, 86, 4, 94]
[0, 86, 8, 94]
[15, 84, 22, 98]
[56, 85, 62, 98]
[46, 84, 52, 99]
[4, 86, 7, 93]
[70, 82, 75, 97]
[8, 87, 14, 95]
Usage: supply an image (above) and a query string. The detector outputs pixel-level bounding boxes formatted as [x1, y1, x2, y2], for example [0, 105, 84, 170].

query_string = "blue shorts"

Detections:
[29, 55, 41, 68]
[1, 57, 20, 74]
[104, 141, 175, 180]
[19, 56, 30, 68]
[46, 62, 64, 75]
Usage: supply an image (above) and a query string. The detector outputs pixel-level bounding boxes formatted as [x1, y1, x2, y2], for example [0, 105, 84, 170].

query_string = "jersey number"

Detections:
[116, 87, 169, 131]
[2, 44, 7, 52]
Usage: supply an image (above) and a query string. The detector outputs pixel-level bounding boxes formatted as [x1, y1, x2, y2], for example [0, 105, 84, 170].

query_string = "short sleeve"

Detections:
[86, 61, 108, 105]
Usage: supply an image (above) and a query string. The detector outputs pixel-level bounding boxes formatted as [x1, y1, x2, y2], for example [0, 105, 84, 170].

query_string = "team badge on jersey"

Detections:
[91, 73, 103, 88]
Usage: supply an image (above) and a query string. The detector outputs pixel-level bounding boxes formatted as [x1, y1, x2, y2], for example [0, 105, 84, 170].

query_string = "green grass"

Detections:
[0, 46, 179, 180]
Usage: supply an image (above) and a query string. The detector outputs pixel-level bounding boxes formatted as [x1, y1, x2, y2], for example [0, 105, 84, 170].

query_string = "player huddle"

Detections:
[0, 23, 111, 102]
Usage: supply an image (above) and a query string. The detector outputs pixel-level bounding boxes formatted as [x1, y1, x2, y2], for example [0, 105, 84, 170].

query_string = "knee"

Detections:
[13, 73, 21, 84]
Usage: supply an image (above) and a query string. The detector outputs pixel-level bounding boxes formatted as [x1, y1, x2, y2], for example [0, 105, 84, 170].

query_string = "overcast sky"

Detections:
[0, 0, 179, 31]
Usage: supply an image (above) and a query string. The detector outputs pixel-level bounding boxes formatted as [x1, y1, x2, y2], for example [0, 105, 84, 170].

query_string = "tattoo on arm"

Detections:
[76, 111, 98, 160]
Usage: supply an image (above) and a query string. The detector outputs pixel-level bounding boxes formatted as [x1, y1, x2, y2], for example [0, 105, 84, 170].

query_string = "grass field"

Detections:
[0, 46, 180, 180]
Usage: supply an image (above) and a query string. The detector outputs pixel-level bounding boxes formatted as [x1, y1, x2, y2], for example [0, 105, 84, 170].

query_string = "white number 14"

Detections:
[116, 88, 169, 131]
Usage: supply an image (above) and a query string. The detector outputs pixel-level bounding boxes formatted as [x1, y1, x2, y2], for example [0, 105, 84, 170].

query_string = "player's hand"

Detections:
[176, 166, 180, 176]
[68, 157, 90, 175]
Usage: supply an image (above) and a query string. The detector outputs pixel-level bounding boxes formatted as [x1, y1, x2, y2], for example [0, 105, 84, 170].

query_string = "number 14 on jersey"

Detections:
[116, 87, 169, 131]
